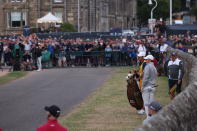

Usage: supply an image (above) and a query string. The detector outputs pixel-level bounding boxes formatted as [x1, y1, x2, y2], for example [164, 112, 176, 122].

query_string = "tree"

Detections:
[137, 0, 182, 26]
[60, 22, 77, 32]
[190, 7, 197, 19]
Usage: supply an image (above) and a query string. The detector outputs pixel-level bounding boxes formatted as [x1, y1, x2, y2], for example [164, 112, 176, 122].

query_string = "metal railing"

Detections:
[56, 51, 137, 67]
[1, 51, 138, 70]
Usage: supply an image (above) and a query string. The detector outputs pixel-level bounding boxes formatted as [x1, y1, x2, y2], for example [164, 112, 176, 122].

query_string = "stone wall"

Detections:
[135, 47, 197, 131]
[0, 0, 4, 35]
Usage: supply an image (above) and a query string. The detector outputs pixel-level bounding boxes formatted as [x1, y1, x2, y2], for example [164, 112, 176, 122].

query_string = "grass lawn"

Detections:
[60, 67, 170, 131]
[0, 71, 28, 86]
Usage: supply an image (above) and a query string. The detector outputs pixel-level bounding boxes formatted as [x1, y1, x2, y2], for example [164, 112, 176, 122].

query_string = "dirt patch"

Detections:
[0, 70, 9, 77]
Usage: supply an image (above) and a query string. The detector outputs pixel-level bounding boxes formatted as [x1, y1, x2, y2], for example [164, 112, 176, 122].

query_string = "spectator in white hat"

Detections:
[142, 55, 158, 118]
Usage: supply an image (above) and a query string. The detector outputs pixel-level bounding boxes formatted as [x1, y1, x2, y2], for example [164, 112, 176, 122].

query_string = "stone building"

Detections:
[0, 0, 137, 35]
[192, 0, 197, 6]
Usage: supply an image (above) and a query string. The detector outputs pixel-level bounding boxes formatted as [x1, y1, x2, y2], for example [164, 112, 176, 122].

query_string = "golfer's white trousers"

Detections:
[142, 86, 155, 117]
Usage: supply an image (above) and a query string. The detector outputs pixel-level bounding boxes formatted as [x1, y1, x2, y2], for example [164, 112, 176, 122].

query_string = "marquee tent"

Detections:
[37, 12, 62, 23]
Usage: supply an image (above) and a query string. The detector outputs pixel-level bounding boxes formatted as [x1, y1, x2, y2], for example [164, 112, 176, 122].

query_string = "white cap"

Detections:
[137, 52, 146, 57]
[144, 55, 154, 60]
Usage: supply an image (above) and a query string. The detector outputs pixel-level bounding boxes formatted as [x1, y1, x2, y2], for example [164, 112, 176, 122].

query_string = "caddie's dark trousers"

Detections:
[168, 79, 182, 94]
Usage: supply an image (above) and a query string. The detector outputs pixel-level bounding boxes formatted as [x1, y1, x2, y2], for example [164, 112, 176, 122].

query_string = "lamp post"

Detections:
[78, 0, 80, 32]
[148, 0, 158, 34]
[169, 0, 172, 25]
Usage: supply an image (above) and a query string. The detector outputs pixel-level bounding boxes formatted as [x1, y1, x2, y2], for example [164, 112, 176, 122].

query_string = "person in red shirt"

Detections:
[37, 105, 68, 131]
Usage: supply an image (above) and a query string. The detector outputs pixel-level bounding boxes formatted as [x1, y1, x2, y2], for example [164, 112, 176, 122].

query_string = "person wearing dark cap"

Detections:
[37, 105, 68, 131]
[143, 101, 162, 124]
[167, 52, 184, 100]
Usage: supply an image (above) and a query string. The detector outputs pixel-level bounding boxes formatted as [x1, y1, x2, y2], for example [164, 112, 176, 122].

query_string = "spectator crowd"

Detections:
[0, 33, 196, 72]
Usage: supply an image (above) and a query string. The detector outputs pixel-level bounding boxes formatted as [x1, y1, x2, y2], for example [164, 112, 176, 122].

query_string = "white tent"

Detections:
[37, 12, 62, 23]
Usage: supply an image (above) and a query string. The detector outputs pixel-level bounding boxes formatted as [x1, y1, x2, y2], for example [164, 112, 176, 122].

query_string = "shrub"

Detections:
[60, 22, 77, 32]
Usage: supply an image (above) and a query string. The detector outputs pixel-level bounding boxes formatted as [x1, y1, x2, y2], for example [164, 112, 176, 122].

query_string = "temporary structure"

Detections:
[37, 12, 62, 23]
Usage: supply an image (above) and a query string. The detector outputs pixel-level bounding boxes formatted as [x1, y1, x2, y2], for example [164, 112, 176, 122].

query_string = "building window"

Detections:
[11, 0, 26, 2]
[22, 12, 27, 26]
[53, 0, 63, 3]
[54, 12, 63, 21]
[8, 12, 27, 28]
[11, 12, 21, 27]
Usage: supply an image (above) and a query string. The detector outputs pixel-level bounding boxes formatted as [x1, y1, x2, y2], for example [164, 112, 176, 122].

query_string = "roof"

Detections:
[167, 24, 197, 31]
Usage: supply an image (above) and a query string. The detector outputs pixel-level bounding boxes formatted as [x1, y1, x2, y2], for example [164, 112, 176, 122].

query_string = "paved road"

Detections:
[0, 68, 112, 131]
